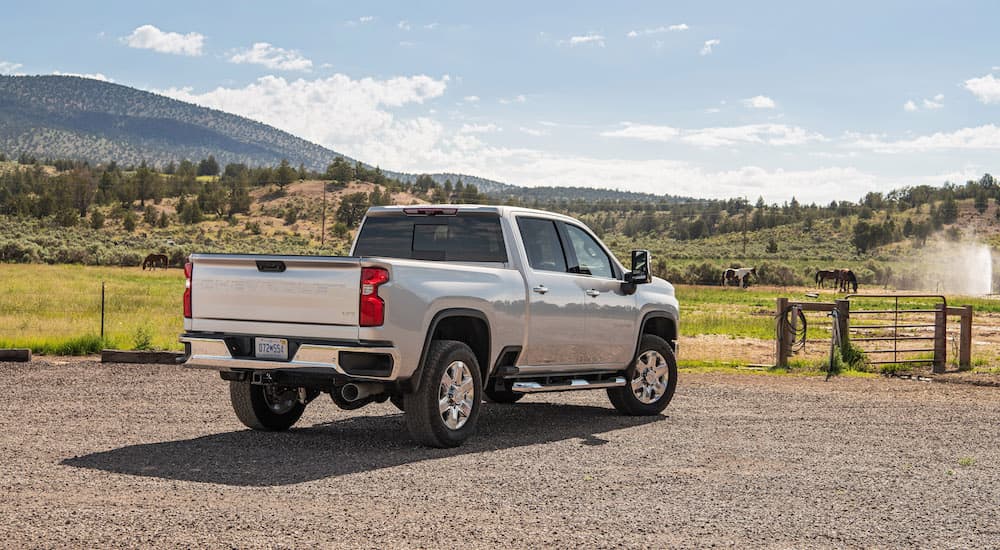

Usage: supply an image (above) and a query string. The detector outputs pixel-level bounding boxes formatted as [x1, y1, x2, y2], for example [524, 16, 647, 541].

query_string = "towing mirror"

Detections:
[628, 249, 651, 285]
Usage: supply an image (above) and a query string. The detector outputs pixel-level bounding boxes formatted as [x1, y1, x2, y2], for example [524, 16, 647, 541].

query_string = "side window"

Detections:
[517, 218, 568, 272]
[563, 224, 614, 279]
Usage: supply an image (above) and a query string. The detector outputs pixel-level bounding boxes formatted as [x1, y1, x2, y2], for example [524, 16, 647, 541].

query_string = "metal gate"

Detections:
[846, 294, 947, 371]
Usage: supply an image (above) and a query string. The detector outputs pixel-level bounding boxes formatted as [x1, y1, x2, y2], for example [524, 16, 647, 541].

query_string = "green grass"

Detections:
[0, 264, 184, 353]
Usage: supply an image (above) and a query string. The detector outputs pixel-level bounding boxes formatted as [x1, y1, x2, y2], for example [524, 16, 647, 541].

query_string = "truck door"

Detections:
[515, 217, 589, 366]
[559, 222, 638, 367]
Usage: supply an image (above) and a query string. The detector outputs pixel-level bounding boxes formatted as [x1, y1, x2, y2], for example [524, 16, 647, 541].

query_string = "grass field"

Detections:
[0, 264, 184, 353]
[1, 264, 996, 371]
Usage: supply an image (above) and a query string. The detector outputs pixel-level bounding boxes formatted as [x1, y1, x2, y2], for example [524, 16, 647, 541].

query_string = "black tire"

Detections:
[405, 340, 483, 448]
[607, 334, 678, 416]
[229, 381, 305, 431]
[484, 379, 524, 404]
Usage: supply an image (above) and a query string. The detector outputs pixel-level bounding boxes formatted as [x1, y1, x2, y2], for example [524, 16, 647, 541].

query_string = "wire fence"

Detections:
[0, 279, 184, 353]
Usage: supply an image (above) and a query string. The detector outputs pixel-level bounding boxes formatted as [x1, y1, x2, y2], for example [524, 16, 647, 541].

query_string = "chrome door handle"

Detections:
[585, 289, 601, 297]
[532, 285, 549, 294]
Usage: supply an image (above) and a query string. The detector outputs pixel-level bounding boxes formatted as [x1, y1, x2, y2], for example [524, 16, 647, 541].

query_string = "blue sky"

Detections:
[2, 0, 1000, 202]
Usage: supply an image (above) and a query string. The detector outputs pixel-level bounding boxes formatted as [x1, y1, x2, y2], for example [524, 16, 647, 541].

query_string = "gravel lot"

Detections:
[2, 359, 998, 548]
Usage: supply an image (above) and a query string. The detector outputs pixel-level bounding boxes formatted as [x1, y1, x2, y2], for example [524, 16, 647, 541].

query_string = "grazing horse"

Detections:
[815, 269, 840, 288]
[838, 269, 858, 293]
[723, 267, 756, 288]
[142, 253, 169, 270]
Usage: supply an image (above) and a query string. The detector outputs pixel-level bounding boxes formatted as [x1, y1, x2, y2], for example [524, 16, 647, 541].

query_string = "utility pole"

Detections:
[320, 181, 327, 247]
[742, 197, 748, 256]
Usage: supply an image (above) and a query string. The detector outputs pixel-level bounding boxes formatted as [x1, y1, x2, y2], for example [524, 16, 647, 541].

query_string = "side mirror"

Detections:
[628, 249, 651, 285]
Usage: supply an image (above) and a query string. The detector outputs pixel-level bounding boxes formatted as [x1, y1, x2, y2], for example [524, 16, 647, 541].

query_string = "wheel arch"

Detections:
[407, 308, 492, 392]
[633, 312, 677, 360]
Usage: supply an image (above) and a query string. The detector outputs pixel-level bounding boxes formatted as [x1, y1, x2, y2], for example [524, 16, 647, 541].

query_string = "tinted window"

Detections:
[354, 215, 507, 262]
[563, 224, 614, 279]
[517, 218, 567, 272]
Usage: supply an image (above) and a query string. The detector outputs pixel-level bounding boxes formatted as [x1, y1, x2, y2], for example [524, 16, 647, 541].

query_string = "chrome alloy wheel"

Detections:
[262, 385, 298, 414]
[438, 360, 475, 430]
[631, 350, 670, 404]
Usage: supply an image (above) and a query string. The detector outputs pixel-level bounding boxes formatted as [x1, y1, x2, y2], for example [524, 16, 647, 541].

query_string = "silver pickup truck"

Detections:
[181, 205, 679, 447]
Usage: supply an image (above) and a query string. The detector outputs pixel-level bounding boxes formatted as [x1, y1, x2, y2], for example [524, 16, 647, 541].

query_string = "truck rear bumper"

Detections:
[180, 335, 401, 381]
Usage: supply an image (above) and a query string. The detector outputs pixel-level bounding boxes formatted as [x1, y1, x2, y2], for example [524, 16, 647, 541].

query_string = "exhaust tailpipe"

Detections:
[341, 383, 381, 402]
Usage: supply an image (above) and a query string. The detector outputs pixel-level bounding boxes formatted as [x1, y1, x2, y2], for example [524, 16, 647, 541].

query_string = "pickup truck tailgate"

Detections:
[191, 254, 361, 326]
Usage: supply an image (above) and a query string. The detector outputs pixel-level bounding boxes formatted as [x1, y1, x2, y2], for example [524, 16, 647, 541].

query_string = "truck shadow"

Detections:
[62, 403, 665, 486]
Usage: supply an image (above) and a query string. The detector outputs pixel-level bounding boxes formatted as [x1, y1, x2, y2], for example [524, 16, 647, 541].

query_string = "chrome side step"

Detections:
[511, 376, 626, 393]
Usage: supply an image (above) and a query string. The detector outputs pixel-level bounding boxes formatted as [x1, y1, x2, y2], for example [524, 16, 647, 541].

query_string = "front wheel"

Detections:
[229, 381, 305, 431]
[607, 335, 678, 416]
[405, 340, 482, 448]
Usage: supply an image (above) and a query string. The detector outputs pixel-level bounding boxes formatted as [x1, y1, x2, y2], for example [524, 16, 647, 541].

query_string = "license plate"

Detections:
[255, 338, 288, 360]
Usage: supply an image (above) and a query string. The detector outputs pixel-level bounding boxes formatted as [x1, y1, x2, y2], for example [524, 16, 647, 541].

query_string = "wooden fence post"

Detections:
[835, 299, 850, 350]
[933, 303, 947, 374]
[775, 297, 789, 368]
[959, 305, 973, 370]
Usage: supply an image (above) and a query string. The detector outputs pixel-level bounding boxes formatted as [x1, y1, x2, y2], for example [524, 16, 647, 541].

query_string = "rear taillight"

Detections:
[183, 262, 193, 319]
[359, 267, 389, 327]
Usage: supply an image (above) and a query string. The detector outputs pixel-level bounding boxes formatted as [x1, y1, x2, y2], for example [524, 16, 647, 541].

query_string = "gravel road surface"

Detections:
[1, 359, 998, 548]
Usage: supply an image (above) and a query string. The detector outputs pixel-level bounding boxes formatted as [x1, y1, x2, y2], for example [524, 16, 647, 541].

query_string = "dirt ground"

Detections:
[2, 359, 999, 548]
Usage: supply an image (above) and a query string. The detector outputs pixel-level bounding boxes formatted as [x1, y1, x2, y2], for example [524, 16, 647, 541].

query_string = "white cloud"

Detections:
[700, 39, 720, 55]
[601, 122, 825, 147]
[850, 124, 1000, 153]
[964, 73, 1000, 104]
[462, 95, 480, 103]
[903, 100, 918, 112]
[922, 94, 944, 109]
[347, 16, 376, 26]
[399, 41, 416, 48]
[424, 22, 439, 30]
[519, 127, 548, 137]
[704, 107, 721, 113]
[626, 24, 688, 37]
[0, 60, 23, 73]
[157, 73, 449, 168]
[460, 123, 501, 133]
[741, 95, 776, 109]
[51, 71, 113, 82]
[560, 33, 606, 47]
[499, 94, 527, 104]
[397, 20, 410, 30]
[122, 24, 204, 56]
[228, 42, 312, 71]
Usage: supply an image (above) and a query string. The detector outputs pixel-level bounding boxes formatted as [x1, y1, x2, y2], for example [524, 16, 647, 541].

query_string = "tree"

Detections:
[275, 159, 295, 188]
[90, 209, 105, 229]
[336, 192, 370, 227]
[122, 211, 137, 232]
[765, 238, 779, 254]
[975, 191, 988, 214]
[197, 155, 219, 177]
[143, 205, 157, 225]
[331, 222, 349, 239]
[940, 195, 958, 224]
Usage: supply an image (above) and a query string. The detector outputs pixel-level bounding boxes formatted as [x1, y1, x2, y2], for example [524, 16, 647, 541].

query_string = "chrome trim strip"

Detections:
[179, 336, 401, 381]
[511, 376, 626, 393]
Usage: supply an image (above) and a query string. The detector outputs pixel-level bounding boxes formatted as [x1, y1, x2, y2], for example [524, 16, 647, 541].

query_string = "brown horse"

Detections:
[142, 253, 169, 270]
[815, 269, 839, 288]
[837, 269, 858, 293]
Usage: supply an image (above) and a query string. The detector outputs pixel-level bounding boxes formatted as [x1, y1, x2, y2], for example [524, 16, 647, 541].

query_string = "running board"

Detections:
[511, 376, 626, 393]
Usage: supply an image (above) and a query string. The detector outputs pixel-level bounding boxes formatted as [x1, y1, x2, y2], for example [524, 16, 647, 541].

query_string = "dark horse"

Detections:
[142, 253, 169, 270]
[815, 269, 840, 288]
[837, 269, 858, 293]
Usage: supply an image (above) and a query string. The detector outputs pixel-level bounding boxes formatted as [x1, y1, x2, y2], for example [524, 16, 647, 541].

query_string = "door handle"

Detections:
[585, 289, 601, 297]
[532, 285, 549, 295]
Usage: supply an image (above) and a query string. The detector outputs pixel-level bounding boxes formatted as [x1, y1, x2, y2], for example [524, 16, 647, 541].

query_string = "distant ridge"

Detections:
[0, 75, 689, 203]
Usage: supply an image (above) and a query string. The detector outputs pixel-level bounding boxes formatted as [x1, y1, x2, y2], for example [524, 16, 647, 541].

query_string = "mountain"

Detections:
[0, 75, 689, 204]
[0, 75, 359, 171]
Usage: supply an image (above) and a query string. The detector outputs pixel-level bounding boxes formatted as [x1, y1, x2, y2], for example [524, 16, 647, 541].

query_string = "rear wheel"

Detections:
[405, 340, 482, 447]
[229, 381, 305, 431]
[607, 335, 677, 416]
